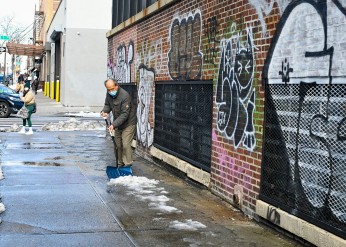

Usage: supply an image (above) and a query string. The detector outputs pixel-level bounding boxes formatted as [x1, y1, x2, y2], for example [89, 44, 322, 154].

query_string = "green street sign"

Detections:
[0, 36, 10, 40]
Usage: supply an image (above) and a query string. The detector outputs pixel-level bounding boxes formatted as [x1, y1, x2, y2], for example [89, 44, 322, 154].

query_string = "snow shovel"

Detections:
[104, 118, 133, 179]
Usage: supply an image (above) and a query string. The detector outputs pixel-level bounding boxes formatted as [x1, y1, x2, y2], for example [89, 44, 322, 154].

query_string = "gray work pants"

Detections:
[114, 124, 136, 166]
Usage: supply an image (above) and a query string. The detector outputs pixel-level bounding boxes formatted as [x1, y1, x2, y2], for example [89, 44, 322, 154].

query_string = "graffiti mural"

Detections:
[137, 64, 155, 147]
[168, 9, 203, 80]
[249, 0, 290, 37]
[107, 41, 134, 83]
[203, 16, 220, 65]
[215, 26, 256, 151]
[136, 38, 163, 74]
[261, 0, 346, 238]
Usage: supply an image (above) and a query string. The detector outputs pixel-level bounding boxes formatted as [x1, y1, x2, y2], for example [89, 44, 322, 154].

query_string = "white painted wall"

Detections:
[46, 0, 111, 106]
[63, 27, 108, 106]
[66, 0, 112, 29]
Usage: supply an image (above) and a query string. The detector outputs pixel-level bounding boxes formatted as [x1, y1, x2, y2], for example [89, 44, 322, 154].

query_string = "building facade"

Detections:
[107, 0, 346, 245]
[41, 0, 111, 106]
[36, 0, 61, 86]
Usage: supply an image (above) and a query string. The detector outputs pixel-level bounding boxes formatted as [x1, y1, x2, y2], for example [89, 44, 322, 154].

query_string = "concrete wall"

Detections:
[63, 27, 108, 106]
[106, 0, 346, 244]
[66, 0, 112, 29]
[47, 0, 111, 106]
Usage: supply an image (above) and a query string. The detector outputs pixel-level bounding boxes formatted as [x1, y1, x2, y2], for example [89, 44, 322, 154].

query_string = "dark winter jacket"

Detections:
[102, 87, 137, 130]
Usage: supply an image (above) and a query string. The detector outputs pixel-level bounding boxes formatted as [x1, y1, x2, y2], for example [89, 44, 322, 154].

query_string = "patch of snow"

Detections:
[202, 231, 217, 237]
[40, 118, 105, 131]
[0, 168, 3, 180]
[151, 204, 181, 213]
[153, 217, 165, 222]
[65, 111, 101, 118]
[0, 203, 5, 214]
[108, 176, 182, 214]
[169, 219, 207, 231]
[5, 123, 21, 132]
[0, 200, 5, 224]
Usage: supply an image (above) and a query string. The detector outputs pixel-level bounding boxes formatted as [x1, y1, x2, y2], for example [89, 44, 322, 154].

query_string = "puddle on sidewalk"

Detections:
[5, 143, 63, 150]
[3, 161, 62, 167]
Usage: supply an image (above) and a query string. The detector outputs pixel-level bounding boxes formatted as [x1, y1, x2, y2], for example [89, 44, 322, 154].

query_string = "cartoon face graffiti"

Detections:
[215, 27, 256, 151]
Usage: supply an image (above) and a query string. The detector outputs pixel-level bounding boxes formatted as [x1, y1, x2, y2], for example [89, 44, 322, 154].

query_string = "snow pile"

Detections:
[65, 111, 101, 118]
[169, 219, 207, 231]
[108, 176, 182, 214]
[0, 200, 5, 224]
[3, 123, 21, 132]
[40, 118, 105, 131]
[0, 203, 5, 214]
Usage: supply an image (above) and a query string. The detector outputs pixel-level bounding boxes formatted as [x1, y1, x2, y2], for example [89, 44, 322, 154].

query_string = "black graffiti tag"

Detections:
[204, 16, 220, 65]
[267, 206, 281, 225]
[168, 11, 203, 80]
[112, 41, 134, 83]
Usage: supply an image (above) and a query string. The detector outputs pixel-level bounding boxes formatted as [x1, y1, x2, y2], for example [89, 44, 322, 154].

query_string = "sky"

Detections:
[0, 0, 39, 73]
[0, 0, 39, 29]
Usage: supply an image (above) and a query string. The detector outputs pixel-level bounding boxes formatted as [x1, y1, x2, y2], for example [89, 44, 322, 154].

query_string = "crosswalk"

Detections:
[0, 116, 51, 130]
[0, 116, 104, 131]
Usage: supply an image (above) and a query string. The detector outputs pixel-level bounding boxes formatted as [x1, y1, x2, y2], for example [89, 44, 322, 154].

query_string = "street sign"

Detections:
[0, 35, 10, 40]
[0, 47, 6, 53]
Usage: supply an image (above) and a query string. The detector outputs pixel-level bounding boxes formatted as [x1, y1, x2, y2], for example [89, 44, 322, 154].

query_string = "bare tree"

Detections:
[0, 15, 31, 81]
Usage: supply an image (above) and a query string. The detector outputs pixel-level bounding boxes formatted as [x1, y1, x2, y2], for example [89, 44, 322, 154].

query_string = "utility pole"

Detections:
[3, 50, 6, 79]
[0, 37, 10, 80]
[11, 54, 15, 84]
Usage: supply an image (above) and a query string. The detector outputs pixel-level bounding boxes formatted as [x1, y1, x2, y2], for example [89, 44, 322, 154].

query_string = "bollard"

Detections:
[51, 81, 55, 99]
[45, 82, 48, 96]
[56, 80, 60, 102]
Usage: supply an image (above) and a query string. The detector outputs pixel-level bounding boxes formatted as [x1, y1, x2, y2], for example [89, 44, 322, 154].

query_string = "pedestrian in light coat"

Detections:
[18, 81, 35, 135]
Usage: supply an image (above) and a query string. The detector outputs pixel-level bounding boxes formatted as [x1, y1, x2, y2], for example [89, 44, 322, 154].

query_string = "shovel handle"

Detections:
[104, 117, 119, 167]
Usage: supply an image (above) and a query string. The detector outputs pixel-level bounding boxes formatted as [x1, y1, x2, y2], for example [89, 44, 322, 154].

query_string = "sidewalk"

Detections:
[34, 91, 101, 116]
[0, 95, 305, 246]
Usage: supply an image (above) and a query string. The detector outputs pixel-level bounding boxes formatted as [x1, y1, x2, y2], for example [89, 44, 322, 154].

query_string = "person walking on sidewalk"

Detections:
[101, 78, 137, 167]
[32, 76, 39, 95]
[18, 81, 36, 135]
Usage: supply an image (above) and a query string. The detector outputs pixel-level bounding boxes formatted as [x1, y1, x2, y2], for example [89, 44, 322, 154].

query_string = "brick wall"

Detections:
[107, 0, 346, 234]
[107, 0, 275, 216]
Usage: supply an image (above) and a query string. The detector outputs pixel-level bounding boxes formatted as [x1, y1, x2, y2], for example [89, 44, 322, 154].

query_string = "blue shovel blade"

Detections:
[106, 165, 133, 179]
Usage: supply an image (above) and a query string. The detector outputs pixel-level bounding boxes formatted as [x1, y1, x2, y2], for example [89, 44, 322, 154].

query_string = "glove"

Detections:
[109, 129, 115, 137]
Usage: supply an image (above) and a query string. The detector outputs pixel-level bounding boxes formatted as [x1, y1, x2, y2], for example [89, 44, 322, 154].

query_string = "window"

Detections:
[154, 81, 213, 172]
[112, 0, 158, 28]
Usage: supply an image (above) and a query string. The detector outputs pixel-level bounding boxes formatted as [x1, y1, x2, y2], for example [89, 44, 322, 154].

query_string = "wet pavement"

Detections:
[0, 128, 307, 247]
